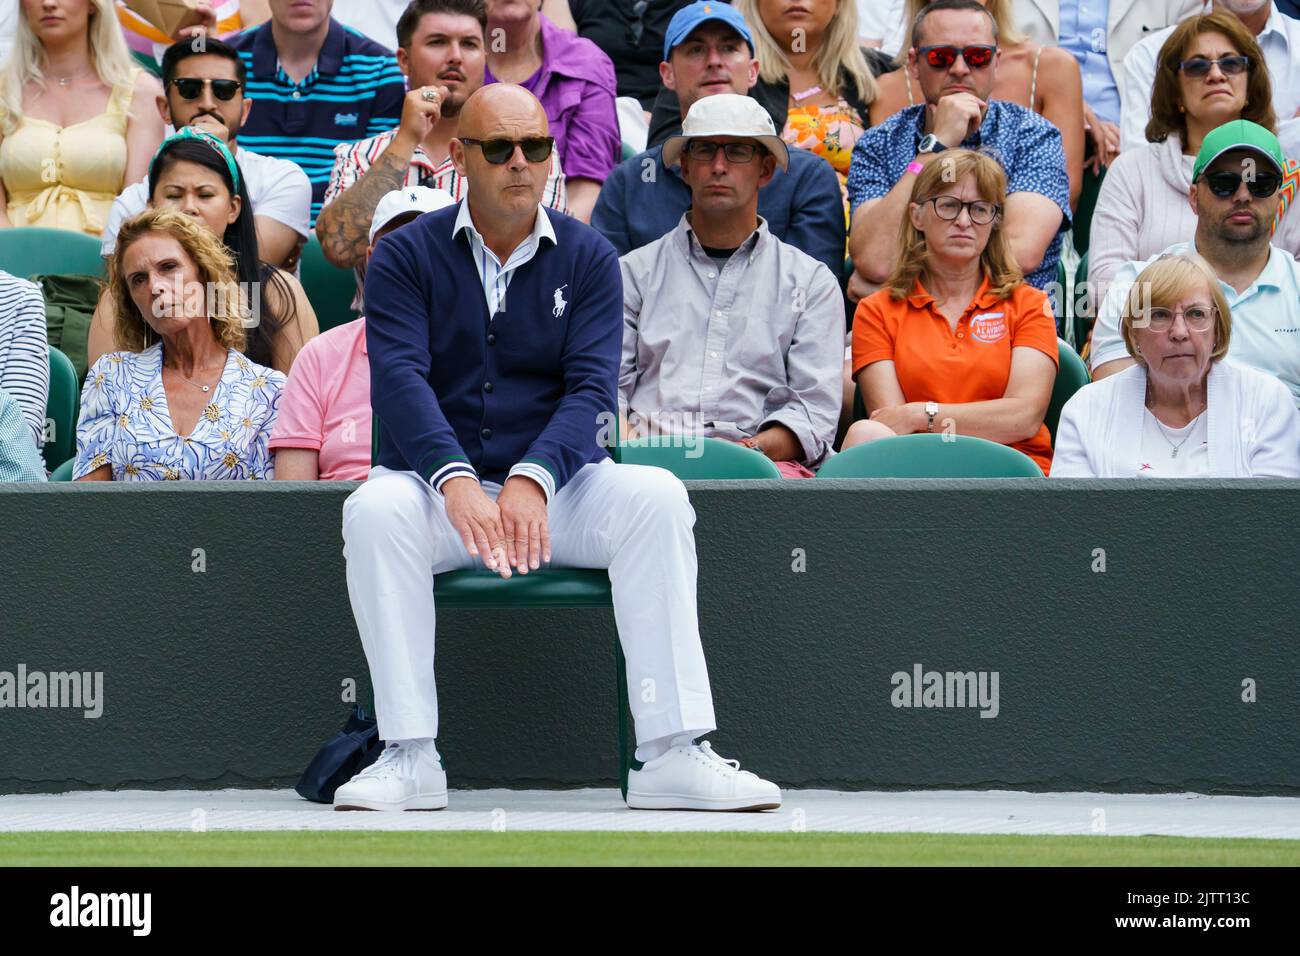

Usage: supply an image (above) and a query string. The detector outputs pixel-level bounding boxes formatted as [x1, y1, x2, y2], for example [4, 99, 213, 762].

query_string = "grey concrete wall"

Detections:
[1, 479, 1297, 795]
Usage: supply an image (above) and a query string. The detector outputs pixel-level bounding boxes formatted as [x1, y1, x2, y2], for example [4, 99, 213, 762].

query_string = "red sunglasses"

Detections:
[918, 44, 997, 70]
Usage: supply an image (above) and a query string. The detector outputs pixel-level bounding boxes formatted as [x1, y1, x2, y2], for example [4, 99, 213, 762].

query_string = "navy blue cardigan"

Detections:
[364, 203, 622, 496]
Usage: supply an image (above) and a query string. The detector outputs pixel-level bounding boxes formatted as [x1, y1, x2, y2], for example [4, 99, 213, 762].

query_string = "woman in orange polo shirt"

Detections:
[846, 148, 1059, 473]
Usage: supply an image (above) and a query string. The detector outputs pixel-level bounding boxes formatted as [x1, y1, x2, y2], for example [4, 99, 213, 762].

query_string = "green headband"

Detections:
[149, 127, 242, 193]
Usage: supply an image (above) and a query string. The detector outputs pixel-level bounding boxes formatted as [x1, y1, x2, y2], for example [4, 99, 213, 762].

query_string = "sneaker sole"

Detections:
[334, 793, 449, 812]
[624, 792, 782, 812]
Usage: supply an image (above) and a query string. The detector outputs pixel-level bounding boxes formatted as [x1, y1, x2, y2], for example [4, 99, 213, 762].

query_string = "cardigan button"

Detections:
[483, 381, 494, 393]
[486, 333, 496, 346]
[481, 427, 493, 439]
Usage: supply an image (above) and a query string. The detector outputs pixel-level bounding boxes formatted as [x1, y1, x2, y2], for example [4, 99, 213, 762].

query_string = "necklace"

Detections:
[1151, 410, 1203, 459]
[791, 85, 823, 103]
[167, 361, 224, 393]
[52, 67, 92, 88]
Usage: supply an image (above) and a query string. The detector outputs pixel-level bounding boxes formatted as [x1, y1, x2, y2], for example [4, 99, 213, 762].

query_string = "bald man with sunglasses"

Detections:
[846, 0, 1070, 300]
[334, 84, 781, 813]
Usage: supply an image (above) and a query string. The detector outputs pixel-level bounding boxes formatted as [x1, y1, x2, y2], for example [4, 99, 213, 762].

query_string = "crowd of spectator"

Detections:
[3, 0, 1300, 483]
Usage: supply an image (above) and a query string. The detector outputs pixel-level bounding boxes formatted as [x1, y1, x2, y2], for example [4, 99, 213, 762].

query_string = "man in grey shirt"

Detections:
[619, 95, 844, 475]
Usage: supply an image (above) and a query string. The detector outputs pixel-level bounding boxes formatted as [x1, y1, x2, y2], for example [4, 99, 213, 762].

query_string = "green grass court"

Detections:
[3, 831, 1297, 866]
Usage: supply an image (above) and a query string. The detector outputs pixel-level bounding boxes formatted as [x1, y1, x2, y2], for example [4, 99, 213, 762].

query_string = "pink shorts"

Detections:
[775, 461, 816, 479]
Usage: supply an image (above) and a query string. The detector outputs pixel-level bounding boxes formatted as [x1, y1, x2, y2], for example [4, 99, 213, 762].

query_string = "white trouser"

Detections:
[341, 459, 717, 746]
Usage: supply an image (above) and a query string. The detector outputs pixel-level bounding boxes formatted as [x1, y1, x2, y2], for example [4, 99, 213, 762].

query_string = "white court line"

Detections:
[1, 789, 1299, 838]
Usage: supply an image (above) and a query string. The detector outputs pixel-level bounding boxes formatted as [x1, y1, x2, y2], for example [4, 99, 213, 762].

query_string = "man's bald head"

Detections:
[457, 83, 549, 139]
[451, 84, 554, 231]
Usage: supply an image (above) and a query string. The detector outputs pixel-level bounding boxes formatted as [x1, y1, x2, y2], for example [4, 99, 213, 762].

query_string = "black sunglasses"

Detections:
[1203, 170, 1281, 199]
[459, 136, 554, 165]
[627, 0, 649, 46]
[170, 77, 243, 101]
[1177, 55, 1250, 78]
[917, 44, 997, 70]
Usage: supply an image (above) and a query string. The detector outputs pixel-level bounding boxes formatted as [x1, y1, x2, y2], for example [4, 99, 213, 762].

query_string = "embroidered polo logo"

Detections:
[553, 284, 569, 318]
[969, 311, 1007, 343]
[335, 112, 359, 126]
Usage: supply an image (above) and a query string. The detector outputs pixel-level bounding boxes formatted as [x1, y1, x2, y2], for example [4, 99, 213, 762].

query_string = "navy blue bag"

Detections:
[295, 704, 384, 803]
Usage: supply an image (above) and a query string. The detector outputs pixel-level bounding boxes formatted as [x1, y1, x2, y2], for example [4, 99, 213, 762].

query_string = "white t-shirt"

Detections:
[1137, 409, 1209, 477]
[100, 145, 312, 257]
[330, 0, 410, 52]
[858, 0, 907, 58]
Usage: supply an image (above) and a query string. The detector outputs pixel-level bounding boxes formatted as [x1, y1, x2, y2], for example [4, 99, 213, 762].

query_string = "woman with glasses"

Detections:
[1053, 253, 1300, 478]
[1089, 13, 1300, 308]
[0, 0, 164, 235]
[86, 128, 317, 375]
[845, 148, 1059, 473]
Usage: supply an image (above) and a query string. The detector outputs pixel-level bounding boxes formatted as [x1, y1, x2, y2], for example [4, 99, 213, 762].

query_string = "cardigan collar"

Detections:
[1116, 361, 1235, 474]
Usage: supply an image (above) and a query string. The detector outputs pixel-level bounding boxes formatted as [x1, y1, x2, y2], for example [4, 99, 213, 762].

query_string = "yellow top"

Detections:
[1, 70, 140, 236]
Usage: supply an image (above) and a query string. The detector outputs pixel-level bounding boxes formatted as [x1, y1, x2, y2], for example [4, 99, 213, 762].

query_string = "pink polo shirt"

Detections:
[269, 317, 372, 481]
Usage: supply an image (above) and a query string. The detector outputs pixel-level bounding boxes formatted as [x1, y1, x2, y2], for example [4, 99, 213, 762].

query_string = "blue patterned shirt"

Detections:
[845, 100, 1072, 290]
[74, 345, 284, 481]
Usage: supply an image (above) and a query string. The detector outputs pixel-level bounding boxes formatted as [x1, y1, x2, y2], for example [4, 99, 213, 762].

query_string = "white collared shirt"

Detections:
[452, 198, 558, 317]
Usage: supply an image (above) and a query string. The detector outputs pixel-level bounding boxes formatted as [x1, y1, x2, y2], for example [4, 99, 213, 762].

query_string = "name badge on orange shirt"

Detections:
[969, 311, 1007, 343]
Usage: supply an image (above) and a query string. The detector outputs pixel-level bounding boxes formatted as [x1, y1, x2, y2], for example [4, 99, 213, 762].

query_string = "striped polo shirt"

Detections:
[0, 271, 49, 451]
[230, 18, 406, 225]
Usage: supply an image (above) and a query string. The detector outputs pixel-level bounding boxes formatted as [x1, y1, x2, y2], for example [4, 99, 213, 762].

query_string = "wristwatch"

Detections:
[917, 133, 947, 155]
[925, 401, 939, 432]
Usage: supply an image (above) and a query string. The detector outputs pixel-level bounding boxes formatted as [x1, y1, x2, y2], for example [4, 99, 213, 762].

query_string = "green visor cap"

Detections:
[1192, 119, 1286, 181]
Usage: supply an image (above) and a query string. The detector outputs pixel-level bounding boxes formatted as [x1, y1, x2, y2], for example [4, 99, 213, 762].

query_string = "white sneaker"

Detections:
[333, 743, 449, 811]
[625, 741, 781, 811]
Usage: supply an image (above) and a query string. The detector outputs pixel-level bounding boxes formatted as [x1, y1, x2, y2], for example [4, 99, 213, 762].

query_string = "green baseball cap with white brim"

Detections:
[1192, 120, 1286, 182]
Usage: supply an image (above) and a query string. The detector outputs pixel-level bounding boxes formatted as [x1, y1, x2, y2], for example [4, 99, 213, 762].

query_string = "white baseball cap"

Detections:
[662, 94, 789, 172]
[369, 186, 456, 243]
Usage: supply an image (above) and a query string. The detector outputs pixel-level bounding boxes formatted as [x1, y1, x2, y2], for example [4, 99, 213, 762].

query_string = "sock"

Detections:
[635, 732, 699, 764]
[394, 737, 440, 761]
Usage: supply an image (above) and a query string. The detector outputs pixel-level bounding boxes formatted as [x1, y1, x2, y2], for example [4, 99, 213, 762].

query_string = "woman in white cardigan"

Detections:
[1053, 254, 1300, 478]
[1087, 12, 1300, 308]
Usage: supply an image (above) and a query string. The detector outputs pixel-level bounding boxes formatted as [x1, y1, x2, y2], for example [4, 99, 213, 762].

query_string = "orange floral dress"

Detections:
[782, 98, 865, 229]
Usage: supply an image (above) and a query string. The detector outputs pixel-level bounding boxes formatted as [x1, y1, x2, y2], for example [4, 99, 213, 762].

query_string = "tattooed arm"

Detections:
[315, 139, 418, 268]
[315, 86, 446, 268]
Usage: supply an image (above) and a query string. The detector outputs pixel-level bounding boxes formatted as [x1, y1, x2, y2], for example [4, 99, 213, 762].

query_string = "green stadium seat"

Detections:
[1046, 338, 1090, 446]
[818, 433, 1044, 478]
[1073, 251, 1094, 355]
[1072, 165, 1106, 255]
[42, 346, 79, 471]
[48, 458, 74, 481]
[300, 236, 360, 332]
[1053, 258, 1069, 335]
[616, 436, 782, 477]
[0, 228, 103, 281]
